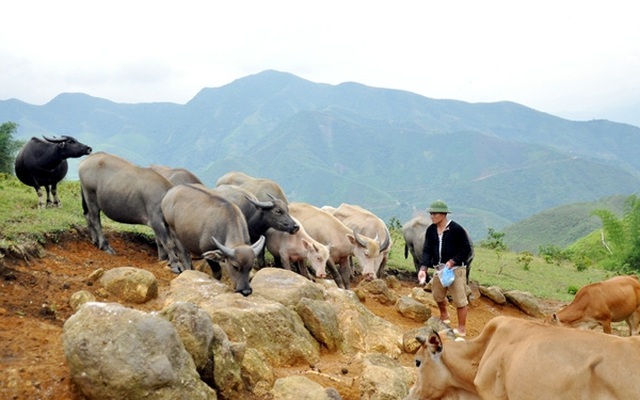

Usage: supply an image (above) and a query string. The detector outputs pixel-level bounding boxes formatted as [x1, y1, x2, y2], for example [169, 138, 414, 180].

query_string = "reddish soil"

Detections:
[0, 231, 544, 400]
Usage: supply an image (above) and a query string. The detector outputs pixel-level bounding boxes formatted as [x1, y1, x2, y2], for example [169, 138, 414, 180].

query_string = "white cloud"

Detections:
[1, 0, 639, 125]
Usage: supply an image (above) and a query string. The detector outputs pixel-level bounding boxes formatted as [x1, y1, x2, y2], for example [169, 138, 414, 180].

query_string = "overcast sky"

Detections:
[2, 1, 639, 126]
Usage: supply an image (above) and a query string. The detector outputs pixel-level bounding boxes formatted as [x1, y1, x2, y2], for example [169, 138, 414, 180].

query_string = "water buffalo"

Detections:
[211, 184, 299, 268]
[14, 135, 92, 208]
[161, 184, 265, 296]
[403, 215, 474, 283]
[323, 203, 392, 280]
[216, 171, 289, 203]
[265, 216, 331, 281]
[289, 202, 382, 289]
[78, 152, 186, 273]
[149, 165, 203, 186]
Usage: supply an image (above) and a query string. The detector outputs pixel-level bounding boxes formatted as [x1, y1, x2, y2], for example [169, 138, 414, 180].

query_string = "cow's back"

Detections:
[162, 184, 249, 255]
[331, 203, 387, 238]
[289, 202, 351, 258]
[476, 317, 640, 399]
[79, 152, 172, 223]
[216, 171, 288, 203]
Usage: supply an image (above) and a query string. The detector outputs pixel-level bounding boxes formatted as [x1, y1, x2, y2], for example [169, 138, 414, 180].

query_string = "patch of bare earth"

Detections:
[0, 232, 546, 400]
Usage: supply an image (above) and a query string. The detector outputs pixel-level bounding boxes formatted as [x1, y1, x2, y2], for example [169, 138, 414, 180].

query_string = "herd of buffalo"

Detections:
[14, 135, 393, 295]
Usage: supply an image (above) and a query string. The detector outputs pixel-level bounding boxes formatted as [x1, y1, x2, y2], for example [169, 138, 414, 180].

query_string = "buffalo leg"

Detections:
[50, 183, 61, 207]
[81, 192, 116, 255]
[325, 260, 345, 289]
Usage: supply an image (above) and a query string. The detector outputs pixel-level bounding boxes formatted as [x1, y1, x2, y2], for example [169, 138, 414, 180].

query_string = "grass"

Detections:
[0, 173, 621, 302]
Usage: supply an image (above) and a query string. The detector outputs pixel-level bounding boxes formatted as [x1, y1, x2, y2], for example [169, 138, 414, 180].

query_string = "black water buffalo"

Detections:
[161, 184, 265, 296]
[14, 135, 92, 208]
[149, 165, 203, 186]
[211, 184, 299, 269]
[78, 152, 186, 273]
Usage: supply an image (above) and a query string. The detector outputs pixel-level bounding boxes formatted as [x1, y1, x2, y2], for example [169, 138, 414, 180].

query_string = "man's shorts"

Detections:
[431, 267, 468, 308]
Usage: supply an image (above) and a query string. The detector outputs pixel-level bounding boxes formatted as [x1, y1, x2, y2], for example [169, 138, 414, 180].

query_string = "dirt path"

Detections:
[0, 232, 539, 400]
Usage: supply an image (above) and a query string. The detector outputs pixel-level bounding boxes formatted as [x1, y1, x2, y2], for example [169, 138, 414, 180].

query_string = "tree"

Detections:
[0, 122, 23, 174]
[480, 227, 507, 273]
[593, 195, 640, 272]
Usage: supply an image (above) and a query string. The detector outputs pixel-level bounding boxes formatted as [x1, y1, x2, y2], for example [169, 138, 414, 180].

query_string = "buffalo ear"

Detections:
[203, 250, 225, 262]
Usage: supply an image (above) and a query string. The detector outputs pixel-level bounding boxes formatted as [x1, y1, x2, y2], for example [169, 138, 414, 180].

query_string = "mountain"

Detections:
[2, 69, 639, 241]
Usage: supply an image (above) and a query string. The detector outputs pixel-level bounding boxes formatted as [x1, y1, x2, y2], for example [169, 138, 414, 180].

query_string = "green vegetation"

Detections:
[0, 121, 23, 174]
[0, 173, 633, 304]
[0, 175, 153, 252]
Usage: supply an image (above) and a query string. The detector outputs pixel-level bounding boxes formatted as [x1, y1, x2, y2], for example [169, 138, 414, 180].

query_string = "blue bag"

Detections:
[440, 267, 456, 288]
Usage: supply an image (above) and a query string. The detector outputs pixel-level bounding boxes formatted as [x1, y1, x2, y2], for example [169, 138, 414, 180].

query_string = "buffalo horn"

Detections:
[245, 195, 274, 209]
[352, 229, 368, 247]
[251, 235, 266, 255]
[42, 135, 69, 143]
[380, 229, 391, 252]
[211, 236, 236, 258]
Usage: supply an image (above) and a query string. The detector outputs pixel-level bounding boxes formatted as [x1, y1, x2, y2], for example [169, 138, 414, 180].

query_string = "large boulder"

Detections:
[63, 302, 216, 400]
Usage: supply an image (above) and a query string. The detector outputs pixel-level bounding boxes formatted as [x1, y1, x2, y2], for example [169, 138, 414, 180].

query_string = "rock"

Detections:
[188, 292, 320, 367]
[241, 348, 275, 398]
[396, 296, 431, 322]
[326, 287, 403, 357]
[159, 302, 215, 382]
[409, 287, 438, 308]
[270, 376, 341, 400]
[165, 270, 230, 306]
[479, 285, 507, 305]
[295, 297, 344, 352]
[69, 290, 96, 310]
[359, 353, 412, 400]
[357, 278, 398, 305]
[63, 302, 216, 400]
[99, 267, 158, 303]
[504, 290, 545, 318]
[251, 268, 326, 307]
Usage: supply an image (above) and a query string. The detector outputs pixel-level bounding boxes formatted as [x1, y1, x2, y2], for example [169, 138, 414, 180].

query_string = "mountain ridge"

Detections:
[2, 69, 639, 242]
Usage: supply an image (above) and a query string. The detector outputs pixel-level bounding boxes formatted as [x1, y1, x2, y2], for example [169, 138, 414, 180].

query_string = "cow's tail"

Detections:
[81, 190, 88, 216]
[404, 243, 409, 259]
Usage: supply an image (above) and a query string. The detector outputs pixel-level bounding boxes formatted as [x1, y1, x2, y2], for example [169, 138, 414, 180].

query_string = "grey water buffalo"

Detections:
[149, 165, 203, 186]
[211, 184, 299, 269]
[407, 316, 640, 399]
[161, 184, 265, 296]
[323, 203, 392, 280]
[548, 275, 640, 335]
[216, 171, 289, 203]
[14, 135, 92, 208]
[289, 202, 382, 289]
[265, 216, 331, 281]
[402, 215, 474, 283]
[78, 152, 185, 273]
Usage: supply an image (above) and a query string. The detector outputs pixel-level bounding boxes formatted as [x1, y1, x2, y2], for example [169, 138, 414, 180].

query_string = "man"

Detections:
[418, 200, 472, 338]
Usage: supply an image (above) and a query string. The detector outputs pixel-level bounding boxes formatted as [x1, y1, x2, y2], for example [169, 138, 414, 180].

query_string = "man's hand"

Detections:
[418, 266, 427, 285]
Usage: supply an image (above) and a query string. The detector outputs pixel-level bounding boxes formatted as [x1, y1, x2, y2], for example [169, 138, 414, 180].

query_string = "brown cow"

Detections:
[406, 315, 640, 399]
[549, 275, 640, 335]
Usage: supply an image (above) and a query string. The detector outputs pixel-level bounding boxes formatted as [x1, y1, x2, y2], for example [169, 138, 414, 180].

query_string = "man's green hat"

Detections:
[427, 200, 450, 214]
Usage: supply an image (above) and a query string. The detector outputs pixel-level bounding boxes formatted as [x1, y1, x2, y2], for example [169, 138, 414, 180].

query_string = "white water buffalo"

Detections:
[211, 184, 299, 269]
[289, 202, 382, 289]
[265, 216, 331, 281]
[15, 135, 92, 208]
[402, 215, 474, 283]
[149, 164, 203, 186]
[78, 152, 185, 273]
[323, 203, 391, 280]
[216, 171, 289, 203]
[161, 184, 265, 296]
[407, 316, 640, 399]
